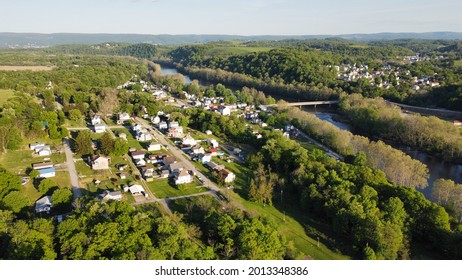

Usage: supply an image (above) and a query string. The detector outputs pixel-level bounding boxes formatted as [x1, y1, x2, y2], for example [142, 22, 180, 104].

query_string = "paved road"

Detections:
[135, 117, 246, 211]
[297, 130, 344, 161]
[63, 138, 83, 200]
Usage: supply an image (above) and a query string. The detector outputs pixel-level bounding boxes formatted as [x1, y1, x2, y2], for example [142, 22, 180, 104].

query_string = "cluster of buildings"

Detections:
[129, 150, 192, 185]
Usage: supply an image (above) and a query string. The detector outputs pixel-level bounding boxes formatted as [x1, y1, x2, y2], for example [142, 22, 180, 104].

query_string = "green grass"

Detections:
[455, 60, 462, 68]
[0, 89, 15, 105]
[147, 178, 208, 199]
[227, 190, 348, 260]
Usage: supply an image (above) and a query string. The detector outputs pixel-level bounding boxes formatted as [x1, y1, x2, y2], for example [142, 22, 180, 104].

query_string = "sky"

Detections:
[1, 0, 461, 35]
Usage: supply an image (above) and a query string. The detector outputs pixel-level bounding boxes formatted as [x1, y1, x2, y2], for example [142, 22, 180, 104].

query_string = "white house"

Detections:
[201, 153, 212, 164]
[221, 169, 236, 183]
[101, 190, 122, 201]
[117, 112, 131, 124]
[90, 155, 111, 170]
[128, 184, 147, 197]
[36, 146, 52, 156]
[30, 142, 46, 151]
[169, 121, 179, 129]
[136, 132, 153, 142]
[175, 169, 192, 185]
[130, 151, 145, 160]
[32, 162, 54, 170]
[147, 142, 162, 151]
[219, 106, 231, 116]
[119, 133, 127, 141]
[91, 115, 102, 125]
[38, 167, 56, 178]
[151, 115, 160, 124]
[182, 134, 197, 146]
[35, 196, 52, 213]
[205, 130, 212, 135]
[192, 146, 205, 155]
[94, 123, 106, 133]
[158, 121, 168, 130]
[135, 158, 147, 167]
[209, 139, 219, 149]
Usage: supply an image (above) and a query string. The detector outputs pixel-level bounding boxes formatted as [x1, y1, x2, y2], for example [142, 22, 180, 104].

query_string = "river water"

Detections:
[159, 64, 462, 198]
[304, 108, 462, 198]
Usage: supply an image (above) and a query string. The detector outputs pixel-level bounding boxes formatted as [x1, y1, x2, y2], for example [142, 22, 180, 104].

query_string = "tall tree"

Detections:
[75, 130, 92, 155]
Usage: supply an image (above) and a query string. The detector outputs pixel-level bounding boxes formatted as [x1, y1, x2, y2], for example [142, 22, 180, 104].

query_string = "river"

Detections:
[159, 64, 462, 198]
[303, 108, 462, 198]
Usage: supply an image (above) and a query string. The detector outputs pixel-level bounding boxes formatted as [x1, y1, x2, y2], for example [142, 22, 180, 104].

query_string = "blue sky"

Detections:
[1, 0, 461, 35]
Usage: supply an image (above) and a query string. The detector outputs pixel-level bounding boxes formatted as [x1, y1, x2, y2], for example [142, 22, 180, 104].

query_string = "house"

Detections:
[182, 134, 197, 146]
[169, 162, 183, 174]
[147, 142, 162, 151]
[162, 156, 176, 167]
[38, 167, 55, 178]
[159, 169, 170, 178]
[118, 173, 127, 180]
[221, 169, 236, 183]
[136, 132, 153, 142]
[168, 127, 183, 138]
[119, 133, 128, 141]
[90, 155, 111, 170]
[135, 158, 147, 167]
[132, 123, 143, 132]
[35, 196, 52, 213]
[175, 169, 192, 185]
[219, 106, 231, 116]
[117, 164, 128, 171]
[32, 162, 54, 170]
[206, 161, 224, 171]
[192, 145, 205, 155]
[201, 153, 212, 164]
[453, 120, 462, 126]
[117, 112, 131, 124]
[209, 139, 219, 149]
[151, 115, 161, 124]
[101, 190, 122, 201]
[169, 121, 179, 129]
[34, 145, 52, 156]
[91, 115, 102, 125]
[209, 148, 217, 156]
[158, 121, 168, 130]
[128, 184, 146, 196]
[30, 142, 46, 151]
[205, 130, 212, 135]
[94, 123, 106, 133]
[131, 151, 145, 160]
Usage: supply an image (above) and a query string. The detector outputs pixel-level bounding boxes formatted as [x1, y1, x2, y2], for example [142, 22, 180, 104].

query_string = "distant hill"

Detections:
[1, 32, 461, 48]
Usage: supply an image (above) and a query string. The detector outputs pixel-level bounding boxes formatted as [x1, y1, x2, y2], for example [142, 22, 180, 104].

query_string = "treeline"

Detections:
[339, 94, 462, 161]
[279, 104, 429, 189]
[44, 43, 157, 59]
[0, 197, 285, 259]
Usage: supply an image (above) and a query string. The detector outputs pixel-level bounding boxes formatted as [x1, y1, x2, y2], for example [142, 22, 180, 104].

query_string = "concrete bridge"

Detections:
[267, 100, 339, 108]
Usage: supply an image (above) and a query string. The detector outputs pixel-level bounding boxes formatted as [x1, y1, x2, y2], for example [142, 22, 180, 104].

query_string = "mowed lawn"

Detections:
[0, 89, 15, 105]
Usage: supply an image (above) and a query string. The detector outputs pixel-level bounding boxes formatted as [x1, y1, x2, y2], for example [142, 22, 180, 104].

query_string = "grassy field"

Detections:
[112, 128, 144, 150]
[146, 178, 208, 198]
[0, 89, 15, 105]
[455, 60, 462, 68]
